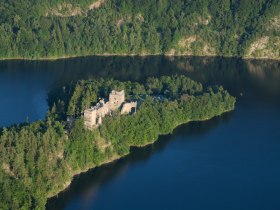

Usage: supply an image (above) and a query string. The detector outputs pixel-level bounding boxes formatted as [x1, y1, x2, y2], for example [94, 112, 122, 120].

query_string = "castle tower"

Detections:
[84, 109, 97, 130]
[109, 90, 125, 110]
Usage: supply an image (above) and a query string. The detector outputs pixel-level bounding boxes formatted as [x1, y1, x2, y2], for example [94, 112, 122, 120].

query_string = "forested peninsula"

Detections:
[0, 0, 280, 60]
[0, 75, 236, 210]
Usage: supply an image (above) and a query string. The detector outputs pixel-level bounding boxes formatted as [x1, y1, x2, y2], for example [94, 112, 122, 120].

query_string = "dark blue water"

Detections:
[1, 57, 280, 210]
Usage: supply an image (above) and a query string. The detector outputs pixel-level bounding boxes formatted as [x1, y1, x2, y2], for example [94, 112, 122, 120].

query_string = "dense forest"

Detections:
[0, 0, 279, 59]
[0, 75, 236, 209]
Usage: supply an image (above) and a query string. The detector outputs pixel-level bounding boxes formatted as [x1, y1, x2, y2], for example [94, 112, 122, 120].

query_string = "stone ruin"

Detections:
[121, 102, 137, 114]
[84, 90, 137, 130]
[109, 90, 125, 110]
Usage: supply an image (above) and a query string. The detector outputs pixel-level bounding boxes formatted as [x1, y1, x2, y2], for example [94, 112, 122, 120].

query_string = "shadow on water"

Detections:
[9, 56, 276, 110]
[1, 56, 280, 101]
[46, 111, 234, 210]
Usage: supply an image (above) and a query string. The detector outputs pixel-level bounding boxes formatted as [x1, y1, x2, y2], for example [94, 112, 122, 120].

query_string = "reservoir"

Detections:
[0, 56, 280, 210]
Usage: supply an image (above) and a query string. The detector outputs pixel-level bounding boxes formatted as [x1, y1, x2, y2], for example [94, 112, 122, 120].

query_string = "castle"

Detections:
[84, 90, 137, 130]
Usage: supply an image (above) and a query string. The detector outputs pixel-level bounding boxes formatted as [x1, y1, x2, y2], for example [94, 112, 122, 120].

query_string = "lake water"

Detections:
[0, 56, 280, 210]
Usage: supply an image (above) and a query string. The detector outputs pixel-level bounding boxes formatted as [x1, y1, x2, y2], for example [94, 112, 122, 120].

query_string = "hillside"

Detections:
[0, 0, 279, 59]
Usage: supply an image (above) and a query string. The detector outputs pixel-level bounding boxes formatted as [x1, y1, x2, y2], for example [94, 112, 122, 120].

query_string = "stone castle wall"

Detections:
[84, 90, 137, 130]
[121, 102, 137, 114]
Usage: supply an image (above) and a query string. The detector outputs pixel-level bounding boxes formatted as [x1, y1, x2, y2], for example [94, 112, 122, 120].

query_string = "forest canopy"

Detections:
[0, 0, 279, 59]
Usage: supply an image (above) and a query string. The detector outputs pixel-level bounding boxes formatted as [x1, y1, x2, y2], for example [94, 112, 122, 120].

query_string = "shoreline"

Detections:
[0, 53, 280, 62]
[47, 108, 233, 202]
[47, 153, 122, 198]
